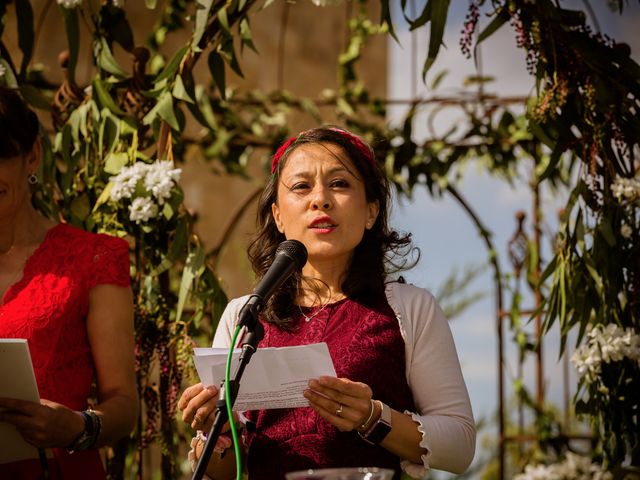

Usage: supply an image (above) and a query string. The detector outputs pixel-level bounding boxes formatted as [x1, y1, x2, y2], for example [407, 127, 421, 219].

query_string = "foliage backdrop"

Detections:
[0, 0, 638, 478]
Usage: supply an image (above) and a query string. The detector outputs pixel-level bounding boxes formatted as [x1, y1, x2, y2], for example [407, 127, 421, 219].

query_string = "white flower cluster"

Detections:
[57, 0, 82, 8]
[109, 160, 181, 224]
[571, 323, 640, 384]
[611, 176, 640, 203]
[310, 0, 342, 6]
[515, 453, 612, 480]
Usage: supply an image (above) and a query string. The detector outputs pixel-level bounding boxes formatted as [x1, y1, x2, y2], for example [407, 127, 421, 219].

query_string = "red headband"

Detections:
[271, 128, 375, 174]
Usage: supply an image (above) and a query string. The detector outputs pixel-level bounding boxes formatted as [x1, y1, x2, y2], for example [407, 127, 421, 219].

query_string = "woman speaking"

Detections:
[179, 126, 475, 479]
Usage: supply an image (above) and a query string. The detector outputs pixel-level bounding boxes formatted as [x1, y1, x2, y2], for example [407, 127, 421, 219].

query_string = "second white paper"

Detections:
[193, 342, 336, 411]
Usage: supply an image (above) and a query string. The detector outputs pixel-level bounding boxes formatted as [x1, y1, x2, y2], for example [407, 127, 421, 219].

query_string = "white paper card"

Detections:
[0, 339, 40, 464]
[193, 342, 336, 411]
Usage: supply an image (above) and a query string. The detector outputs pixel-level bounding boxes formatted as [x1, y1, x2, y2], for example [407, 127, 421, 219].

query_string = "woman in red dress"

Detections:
[179, 127, 475, 479]
[0, 87, 138, 479]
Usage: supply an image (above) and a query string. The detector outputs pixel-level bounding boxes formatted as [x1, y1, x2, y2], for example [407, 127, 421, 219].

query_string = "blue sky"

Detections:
[386, 0, 640, 473]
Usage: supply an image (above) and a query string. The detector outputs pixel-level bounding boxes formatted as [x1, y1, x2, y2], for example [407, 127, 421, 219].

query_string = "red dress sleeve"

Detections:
[88, 234, 131, 289]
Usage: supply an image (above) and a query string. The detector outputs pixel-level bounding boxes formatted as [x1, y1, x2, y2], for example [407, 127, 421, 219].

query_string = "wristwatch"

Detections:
[66, 410, 99, 453]
[359, 400, 392, 445]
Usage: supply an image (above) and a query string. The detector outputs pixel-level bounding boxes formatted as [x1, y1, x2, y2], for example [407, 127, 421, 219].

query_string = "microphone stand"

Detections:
[192, 295, 264, 480]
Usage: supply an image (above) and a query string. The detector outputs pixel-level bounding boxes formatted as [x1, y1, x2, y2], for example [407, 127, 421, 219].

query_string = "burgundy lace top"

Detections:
[244, 298, 416, 480]
[0, 223, 130, 479]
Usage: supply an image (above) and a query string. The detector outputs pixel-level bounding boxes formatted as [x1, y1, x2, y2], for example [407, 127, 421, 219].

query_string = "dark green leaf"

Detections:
[380, 0, 398, 42]
[421, 0, 451, 80]
[144, 91, 179, 130]
[60, 6, 79, 83]
[70, 193, 90, 223]
[219, 38, 243, 78]
[172, 75, 195, 103]
[177, 246, 205, 321]
[192, 0, 214, 51]
[95, 37, 128, 78]
[217, 6, 230, 34]
[15, 0, 34, 77]
[155, 46, 188, 83]
[19, 84, 50, 110]
[208, 50, 226, 99]
[100, 5, 134, 51]
[476, 8, 509, 47]
[408, 0, 432, 30]
[597, 217, 617, 247]
[239, 18, 257, 53]
[92, 78, 125, 115]
[99, 111, 121, 158]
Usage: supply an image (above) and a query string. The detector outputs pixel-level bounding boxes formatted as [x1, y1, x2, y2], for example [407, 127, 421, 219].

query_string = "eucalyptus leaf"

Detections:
[239, 18, 257, 52]
[99, 111, 121, 159]
[208, 50, 226, 99]
[15, 0, 34, 76]
[192, 0, 214, 51]
[217, 7, 230, 34]
[60, 7, 79, 82]
[95, 37, 128, 78]
[70, 193, 90, 223]
[143, 91, 180, 130]
[172, 75, 195, 103]
[476, 8, 509, 47]
[93, 78, 125, 115]
[0, 59, 18, 88]
[104, 152, 129, 175]
[155, 46, 189, 84]
[421, 0, 450, 80]
[176, 247, 205, 322]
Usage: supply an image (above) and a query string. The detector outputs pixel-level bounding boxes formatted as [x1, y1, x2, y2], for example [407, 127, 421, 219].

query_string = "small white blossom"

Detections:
[143, 160, 181, 204]
[129, 197, 158, 224]
[515, 453, 612, 480]
[611, 176, 640, 203]
[310, 0, 342, 6]
[571, 323, 640, 384]
[110, 162, 148, 202]
[57, 0, 82, 8]
[620, 224, 633, 239]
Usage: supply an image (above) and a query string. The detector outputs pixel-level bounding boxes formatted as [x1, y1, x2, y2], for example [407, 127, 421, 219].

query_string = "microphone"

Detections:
[192, 240, 307, 480]
[238, 239, 307, 328]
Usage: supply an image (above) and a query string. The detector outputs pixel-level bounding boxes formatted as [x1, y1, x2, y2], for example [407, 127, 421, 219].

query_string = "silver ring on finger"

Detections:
[335, 404, 343, 417]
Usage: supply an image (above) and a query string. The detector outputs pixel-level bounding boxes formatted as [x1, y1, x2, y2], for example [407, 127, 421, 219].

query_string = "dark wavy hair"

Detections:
[0, 87, 39, 158]
[248, 126, 419, 330]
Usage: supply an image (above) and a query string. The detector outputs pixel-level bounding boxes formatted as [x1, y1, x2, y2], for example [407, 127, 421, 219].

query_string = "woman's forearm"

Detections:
[379, 409, 427, 464]
[94, 392, 139, 447]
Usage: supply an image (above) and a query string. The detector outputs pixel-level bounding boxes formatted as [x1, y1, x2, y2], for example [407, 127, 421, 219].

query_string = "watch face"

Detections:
[365, 420, 392, 445]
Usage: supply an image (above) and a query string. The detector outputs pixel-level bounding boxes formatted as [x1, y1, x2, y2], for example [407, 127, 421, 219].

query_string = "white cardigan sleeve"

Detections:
[385, 282, 476, 477]
[212, 296, 250, 349]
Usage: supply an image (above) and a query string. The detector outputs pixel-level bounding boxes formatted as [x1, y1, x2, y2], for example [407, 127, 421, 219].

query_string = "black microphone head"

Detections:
[275, 239, 308, 271]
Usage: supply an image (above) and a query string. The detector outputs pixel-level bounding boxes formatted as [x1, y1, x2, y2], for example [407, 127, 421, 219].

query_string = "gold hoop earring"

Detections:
[28, 174, 38, 185]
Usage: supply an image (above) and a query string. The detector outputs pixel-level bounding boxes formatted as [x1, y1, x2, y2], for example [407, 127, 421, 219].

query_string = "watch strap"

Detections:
[359, 400, 392, 445]
[66, 409, 101, 453]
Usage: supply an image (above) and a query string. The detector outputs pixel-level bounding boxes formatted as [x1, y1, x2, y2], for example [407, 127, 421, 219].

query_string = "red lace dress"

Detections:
[0, 223, 130, 480]
[244, 298, 415, 480]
